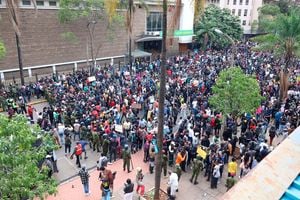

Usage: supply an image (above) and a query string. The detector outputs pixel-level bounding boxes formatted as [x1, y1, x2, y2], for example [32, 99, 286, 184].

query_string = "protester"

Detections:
[136, 167, 145, 196]
[78, 165, 90, 196]
[123, 178, 134, 200]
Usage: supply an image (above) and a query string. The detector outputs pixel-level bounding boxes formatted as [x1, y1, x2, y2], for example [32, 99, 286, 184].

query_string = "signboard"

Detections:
[131, 103, 142, 109]
[115, 124, 123, 133]
[88, 76, 96, 82]
[197, 146, 207, 159]
[159, 30, 194, 37]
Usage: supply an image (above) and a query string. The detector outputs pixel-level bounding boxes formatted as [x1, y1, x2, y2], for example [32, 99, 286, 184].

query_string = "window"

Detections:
[245, 0, 249, 5]
[22, 0, 31, 5]
[242, 20, 246, 25]
[232, 9, 235, 15]
[49, 1, 57, 6]
[0, 0, 2, 5]
[239, 0, 243, 5]
[244, 9, 248, 16]
[227, 0, 230, 5]
[147, 12, 163, 32]
[238, 9, 241, 16]
[233, 0, 237, 5]
[36, 0, 44, 6]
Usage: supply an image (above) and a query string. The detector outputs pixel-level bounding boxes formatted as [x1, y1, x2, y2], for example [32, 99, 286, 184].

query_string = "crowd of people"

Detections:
[1, 41, 300, 199]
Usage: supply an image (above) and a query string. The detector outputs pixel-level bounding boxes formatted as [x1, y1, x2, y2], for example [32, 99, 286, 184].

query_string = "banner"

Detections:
[88, 76, 96, 82]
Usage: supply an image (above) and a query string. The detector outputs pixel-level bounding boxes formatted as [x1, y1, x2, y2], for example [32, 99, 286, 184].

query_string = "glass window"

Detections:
[244, 9, 247, 16]
[233, 0, 237, 5]
[227, 0, 230, 5]
[146, 12, 163, 32]
[232, 9, 235, 15]
[36, 0, 44, 6]
[22, 0, 31, 5]
[242, 20, 246, 25]
[239, 0, 243, 5]
[49, 1, 57, 6]
[0, 0, 2, 5]
[238, 9, 241, 16]
[245, 0, 249, 5]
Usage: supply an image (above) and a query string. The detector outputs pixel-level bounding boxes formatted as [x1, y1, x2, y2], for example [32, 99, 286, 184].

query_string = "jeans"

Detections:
[102, 189, 110, 200]
[59, 133, 65, 145]
[83, 182, 89, 194]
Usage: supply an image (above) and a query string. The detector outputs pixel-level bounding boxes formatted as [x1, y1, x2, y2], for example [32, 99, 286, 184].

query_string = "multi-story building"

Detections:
[0, 0, 195, 76]
[206, 0, 263, 34]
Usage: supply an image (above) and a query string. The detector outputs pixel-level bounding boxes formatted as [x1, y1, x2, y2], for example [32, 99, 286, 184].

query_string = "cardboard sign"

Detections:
[115, 124, 123, 133]
[131, 103, 142, 109]
[197, 146, 207, 159]
[88, 76, 96, 82]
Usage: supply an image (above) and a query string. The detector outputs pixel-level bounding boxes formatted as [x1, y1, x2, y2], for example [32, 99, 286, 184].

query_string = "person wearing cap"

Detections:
[122, 144, 132, 173]
[136, 167, 145, 196]
[78, 165, 90, 196]
[190, 155, 204, 185]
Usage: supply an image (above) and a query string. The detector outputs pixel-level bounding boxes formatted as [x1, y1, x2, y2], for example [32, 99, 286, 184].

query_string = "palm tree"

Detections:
[5, 0, 36, 85]
[195, 21, 217, 50]
[252, 8, 300, 101]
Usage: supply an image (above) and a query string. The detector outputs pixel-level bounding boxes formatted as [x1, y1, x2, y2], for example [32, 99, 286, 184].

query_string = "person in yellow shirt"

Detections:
[228, 158, 237, 177]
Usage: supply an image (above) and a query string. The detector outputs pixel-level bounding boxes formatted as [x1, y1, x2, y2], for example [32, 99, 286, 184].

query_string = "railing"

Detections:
[0, 55, 125, 85]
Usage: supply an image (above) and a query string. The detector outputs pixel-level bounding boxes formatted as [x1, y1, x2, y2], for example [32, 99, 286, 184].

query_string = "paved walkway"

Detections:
[46, 150, 227, 200]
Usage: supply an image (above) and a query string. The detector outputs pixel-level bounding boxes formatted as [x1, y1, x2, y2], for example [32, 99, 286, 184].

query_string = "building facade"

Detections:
[206, 0, 263, 34]
[0, 0, 193, 75]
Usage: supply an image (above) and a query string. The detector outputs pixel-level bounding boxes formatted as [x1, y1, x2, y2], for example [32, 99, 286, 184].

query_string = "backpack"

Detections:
[75, 144, 82, 155]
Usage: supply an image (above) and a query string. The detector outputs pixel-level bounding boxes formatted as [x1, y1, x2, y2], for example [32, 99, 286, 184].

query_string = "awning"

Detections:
[125, 49, 152, 58]
[136, 36, 162, 43]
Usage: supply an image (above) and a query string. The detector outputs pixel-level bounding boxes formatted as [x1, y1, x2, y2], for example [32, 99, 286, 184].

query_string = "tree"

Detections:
[209, 67, 263, 117]
[0, 114, 57, 199]
[195, 5, 242, 49]
[0, 39, 6, 60]
[58, 0, 122, 73]
[5, 0, 36, 85]
[154, 0, 167, 199]
[252, 7, 300, 101]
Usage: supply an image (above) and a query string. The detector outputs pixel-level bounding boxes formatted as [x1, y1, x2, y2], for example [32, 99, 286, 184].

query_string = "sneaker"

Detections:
[108, 162, 113, 165]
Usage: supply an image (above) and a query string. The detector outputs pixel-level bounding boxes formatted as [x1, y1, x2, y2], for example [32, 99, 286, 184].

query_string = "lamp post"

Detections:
[214, 28, 237, 67]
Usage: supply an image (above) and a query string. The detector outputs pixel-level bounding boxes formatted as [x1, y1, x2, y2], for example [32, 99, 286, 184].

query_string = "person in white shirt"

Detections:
[57, 123, 65, 145]
[168, 171, 178, 199]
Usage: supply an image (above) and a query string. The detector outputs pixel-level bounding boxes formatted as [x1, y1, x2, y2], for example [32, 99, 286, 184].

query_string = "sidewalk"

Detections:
[46, 150, 227, 200]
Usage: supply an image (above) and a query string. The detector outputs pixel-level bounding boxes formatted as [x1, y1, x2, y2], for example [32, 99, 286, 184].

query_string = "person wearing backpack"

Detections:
[70, 142, 82, 168]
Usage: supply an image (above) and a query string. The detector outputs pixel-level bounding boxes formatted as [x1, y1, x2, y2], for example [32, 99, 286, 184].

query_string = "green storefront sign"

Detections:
[159, 30, 194, 37]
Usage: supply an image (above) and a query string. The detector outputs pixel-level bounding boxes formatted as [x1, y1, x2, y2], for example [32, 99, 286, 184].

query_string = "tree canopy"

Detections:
[209, 67, 263, 117]
[253, 7, 300, 63]
[195, 5, 242, 49]
[0, 115, 57, 200]
[0, 39, 6, 60]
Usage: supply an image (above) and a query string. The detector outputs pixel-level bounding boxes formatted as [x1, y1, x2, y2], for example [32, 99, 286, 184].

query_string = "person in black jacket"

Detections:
[124, 178, 134, 200]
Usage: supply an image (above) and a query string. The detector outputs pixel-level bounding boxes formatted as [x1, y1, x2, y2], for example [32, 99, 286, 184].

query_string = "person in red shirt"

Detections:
[27, 105, 36, 121]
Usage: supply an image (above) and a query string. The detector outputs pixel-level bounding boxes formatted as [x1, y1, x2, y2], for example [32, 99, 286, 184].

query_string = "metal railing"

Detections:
[0, 55, 125, 86]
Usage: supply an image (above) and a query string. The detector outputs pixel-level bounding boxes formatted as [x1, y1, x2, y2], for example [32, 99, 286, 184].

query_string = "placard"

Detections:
[197, 146, 207, 159]
[131, 103, 142, 109]
[88, 76, 96, 82]
[115, 124, 123, 133]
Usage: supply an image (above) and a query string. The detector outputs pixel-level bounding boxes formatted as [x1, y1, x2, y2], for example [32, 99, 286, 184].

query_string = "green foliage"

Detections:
[0, 114, 58, 200]
[209, 67, 263, 116]
[0, 39, 6, 60]
[195, 5, 242, 49]
[58, 0, 105, 23]
[61, 31, 79, 44]
[253, 8, 300, 59]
